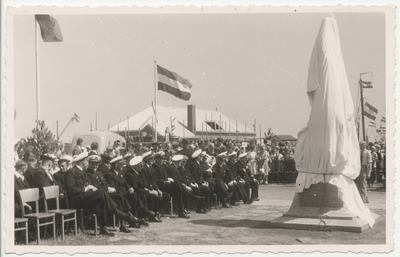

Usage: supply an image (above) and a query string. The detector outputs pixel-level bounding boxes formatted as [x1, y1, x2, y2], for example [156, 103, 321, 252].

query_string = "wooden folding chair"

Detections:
[43, 185, 77, 240]
[19, 188, 56, 245]
[14, 217, 29, 245]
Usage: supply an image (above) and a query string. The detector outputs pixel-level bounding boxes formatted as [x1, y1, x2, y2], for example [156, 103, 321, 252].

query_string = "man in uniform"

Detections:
[235, 152, 259, 201]
[33, 154, 66, 211]
[123, 156, 163, 223]
[177, 139, 194, 159]
[97, 153, 112, 175]
[152, 151, 190, 218]
[53, 155, 73, 209]
[64, 152, 136, 236]
[86, 154, 139, 232]
[187, 150, 212, 211]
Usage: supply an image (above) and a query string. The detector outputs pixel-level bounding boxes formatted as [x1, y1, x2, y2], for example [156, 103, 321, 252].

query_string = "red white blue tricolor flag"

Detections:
[363, 102, 378, 120]
[157, 65, 193, 101]
[35, 15, 63, 42]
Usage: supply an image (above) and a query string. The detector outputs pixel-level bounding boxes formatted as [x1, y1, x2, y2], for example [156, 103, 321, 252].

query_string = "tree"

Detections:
[26, 120, 58, 159]
[263, 127, 275, 145]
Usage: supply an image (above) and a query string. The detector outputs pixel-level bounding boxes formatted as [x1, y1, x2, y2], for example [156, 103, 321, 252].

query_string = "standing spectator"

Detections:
[369, 146, 378, 187]
[256, 145, 270, 185]
[246, 145, 257, 177]
[355, 141, 372, 203]
[72, 138, 83, 156]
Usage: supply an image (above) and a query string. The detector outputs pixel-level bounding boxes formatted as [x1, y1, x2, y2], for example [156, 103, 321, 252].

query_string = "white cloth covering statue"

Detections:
[294, 17, 374, 227]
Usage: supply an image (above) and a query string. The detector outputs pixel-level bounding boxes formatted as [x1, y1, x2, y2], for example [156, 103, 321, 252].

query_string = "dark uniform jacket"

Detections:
[124, 168, 151, 196]
[33, 167, 59, 193]
[86, 169, 109, 192]
[152, 163, 171, 187]
[187, 160, 204, 186]
[165, 163, 188, 186]
[24, 164, 37, 189]
[97, 163, 111, 175]
[15, 175, 30, 217]
[142, 164, 159, 190]
[53, 171, 66, 194]
[236, 161, 252, 180]
[65, 166, 89, 200]
[225, 161, 239, 181]
[104, 169, 130, 193]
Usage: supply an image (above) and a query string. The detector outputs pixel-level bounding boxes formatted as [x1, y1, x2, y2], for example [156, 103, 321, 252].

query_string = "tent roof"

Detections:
[109, 105, 254, 138]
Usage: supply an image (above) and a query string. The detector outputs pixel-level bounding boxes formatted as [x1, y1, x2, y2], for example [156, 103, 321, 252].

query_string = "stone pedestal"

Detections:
[270, 183, 379, 233]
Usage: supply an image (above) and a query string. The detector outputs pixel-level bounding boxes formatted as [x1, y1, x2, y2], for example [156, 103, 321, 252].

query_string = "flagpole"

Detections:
[35, 18, 41, 121]
[154, 59, 158, 142]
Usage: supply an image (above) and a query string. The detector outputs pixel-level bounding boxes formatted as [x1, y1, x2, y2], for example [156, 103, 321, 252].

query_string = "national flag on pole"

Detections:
[157, 65, 193, 101]
[363, 101, 378, 120]
[368, 121, 376, 127]
[74, 113, 80, 122]
[361, 80, 373, 88]
[381, 116, 386, 128]
[35, 15, 63, 42]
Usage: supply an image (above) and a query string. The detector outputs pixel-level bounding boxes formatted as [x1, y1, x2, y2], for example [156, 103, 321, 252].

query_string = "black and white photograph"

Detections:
[2, 2, 395, 254]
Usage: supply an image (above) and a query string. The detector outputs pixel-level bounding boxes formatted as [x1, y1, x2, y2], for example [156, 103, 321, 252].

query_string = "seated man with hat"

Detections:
[152, 151, 190, 218]
[177, 139, 195, 159]
[124, 156, 163, 223]
[97, 153, 112, 175]
[86, 155, 140, 233]
[64, 152, 137, 236]
[215, 152, 254, 206]
[53, 155, 73, 209]
[33, 154, 66, 211]
[167, 154, 206, 214]
[141, 151, 171, 216]
[235, 152, 259, 201]
[187, 149, 212, 211]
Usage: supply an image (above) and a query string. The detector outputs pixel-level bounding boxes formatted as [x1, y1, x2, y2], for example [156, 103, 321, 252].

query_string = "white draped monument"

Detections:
[270, 17, 377, 232]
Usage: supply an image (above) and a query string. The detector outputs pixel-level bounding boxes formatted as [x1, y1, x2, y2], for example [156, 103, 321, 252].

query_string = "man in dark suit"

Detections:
[72, 138, 83, 156]
[177, 139, 194, 159]
[187, 150, 212, 209]
[152, 152, 189, 218]
[64, 152, 136, 236]
[225, 151, 258, 201]
[53, 155, 72, 209]
[14, 160, 32, 217]
[24, 156, 37, 189]
[97, 154, 112, 175]
[167, 155, 205, 213]
[33, 154, 65, 211]
[236, 152, 259, 201]
[124, 156, 163, 222]
[86, 155, 138, 232]
[141, 152, 170, 215]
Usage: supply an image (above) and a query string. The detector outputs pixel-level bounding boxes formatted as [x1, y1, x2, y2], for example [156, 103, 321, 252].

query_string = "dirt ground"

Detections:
[20, 183, 386, 246]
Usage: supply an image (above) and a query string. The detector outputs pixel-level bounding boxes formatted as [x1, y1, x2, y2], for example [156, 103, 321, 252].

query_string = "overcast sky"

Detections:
[13, 11, 386, 143]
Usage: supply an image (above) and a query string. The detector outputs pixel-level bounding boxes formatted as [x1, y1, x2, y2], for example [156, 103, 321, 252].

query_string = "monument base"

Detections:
[270, 183, 379, 233]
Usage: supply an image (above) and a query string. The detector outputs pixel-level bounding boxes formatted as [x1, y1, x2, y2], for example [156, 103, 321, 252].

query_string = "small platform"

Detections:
[270, 184, 379, 233]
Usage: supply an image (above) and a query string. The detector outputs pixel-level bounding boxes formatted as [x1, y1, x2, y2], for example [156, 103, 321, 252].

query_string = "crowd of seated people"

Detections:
[14, 137, 301, 243]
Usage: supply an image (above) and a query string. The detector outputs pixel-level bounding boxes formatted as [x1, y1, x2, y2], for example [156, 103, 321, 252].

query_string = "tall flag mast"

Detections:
[34, 14, 63, 121]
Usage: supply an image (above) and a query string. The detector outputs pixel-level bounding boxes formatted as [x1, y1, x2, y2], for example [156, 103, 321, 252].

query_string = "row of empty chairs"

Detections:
[15, 186, 77, 245]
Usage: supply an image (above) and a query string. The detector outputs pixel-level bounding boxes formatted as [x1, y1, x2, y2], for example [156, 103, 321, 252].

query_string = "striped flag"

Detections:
[157, 65, 193, 101]
[381, 116, 386, 128]
[35, 15, 63, 42]
[361, 80, 373, 88]
[363, 102, 378, 120]
[368, 121, 376, 127]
